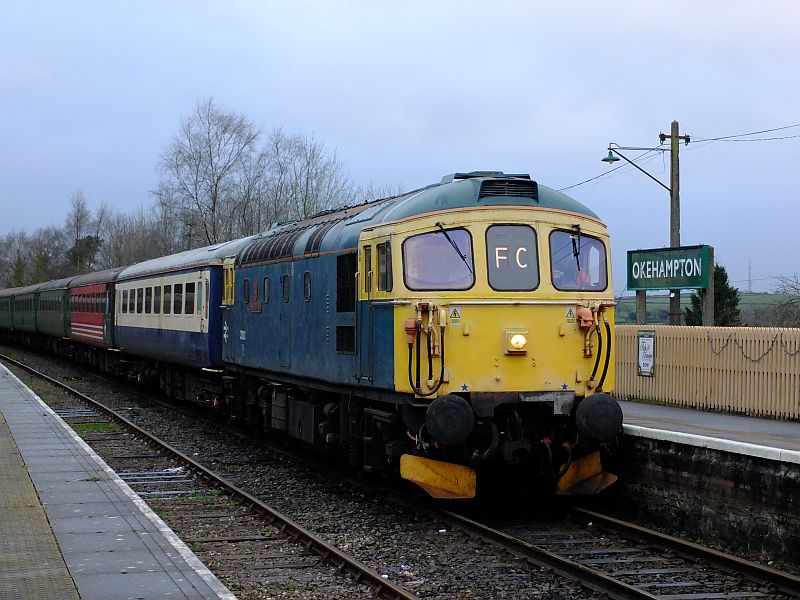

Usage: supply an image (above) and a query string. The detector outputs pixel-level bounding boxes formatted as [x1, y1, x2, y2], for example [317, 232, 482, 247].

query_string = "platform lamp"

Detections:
[602, 121, 690, 325]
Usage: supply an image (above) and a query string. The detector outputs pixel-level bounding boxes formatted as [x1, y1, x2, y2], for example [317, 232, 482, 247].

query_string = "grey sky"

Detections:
[2, 2, 798, 292]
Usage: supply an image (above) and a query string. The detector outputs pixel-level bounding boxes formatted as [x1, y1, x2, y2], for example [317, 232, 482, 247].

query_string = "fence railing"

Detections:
[615, 325, 800, 420]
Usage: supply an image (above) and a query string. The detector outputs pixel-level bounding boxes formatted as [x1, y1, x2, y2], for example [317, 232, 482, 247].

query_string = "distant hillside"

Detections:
[614, 292, 788, 325]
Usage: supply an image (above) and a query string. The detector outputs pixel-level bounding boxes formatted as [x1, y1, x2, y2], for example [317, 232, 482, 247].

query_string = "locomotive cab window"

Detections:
[364, 246, 372, 292]
[486, 225, 539, 291]
[378, 242, 392, 292]
[549, 230, 608, 291]
[403, 228, 474, 291]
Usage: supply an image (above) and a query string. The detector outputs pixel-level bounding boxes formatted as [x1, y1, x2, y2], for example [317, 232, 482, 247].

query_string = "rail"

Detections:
[0, 353, 419, 600]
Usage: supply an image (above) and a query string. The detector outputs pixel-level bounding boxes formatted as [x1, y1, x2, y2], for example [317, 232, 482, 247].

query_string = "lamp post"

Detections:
[603, 121, 690, 325]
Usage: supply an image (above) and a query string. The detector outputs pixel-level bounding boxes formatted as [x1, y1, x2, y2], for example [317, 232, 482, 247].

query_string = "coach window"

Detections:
[173, 283, 183, 315]
[486, 225, 539, 291]
[378, 242, 392, 292]
[135, 288, 143, 314]
[154, 286, 161, 314]
[185, 282, 196, 315]
[163, 285, 172, 315]
[121, 290, 128, 313]
[242, 279, 250, 305]
[403, 228, 474, 291]
[549, 230, 608, 291]
[263, 277, 270, 304]
[145, 287, 152, 314]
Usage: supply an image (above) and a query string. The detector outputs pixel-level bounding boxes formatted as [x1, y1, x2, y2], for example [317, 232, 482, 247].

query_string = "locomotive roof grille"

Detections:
[240, 225, 312, 265]
[305, 219, 342, 255]
[479, 179, 539, 201]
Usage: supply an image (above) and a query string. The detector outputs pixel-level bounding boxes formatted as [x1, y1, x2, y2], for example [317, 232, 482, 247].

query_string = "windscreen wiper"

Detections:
[571, 224, 582, 272]
[436, 222, 473, 274]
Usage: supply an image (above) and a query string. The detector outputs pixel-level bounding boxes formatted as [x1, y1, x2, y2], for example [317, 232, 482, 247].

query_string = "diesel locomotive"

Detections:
[0, 171, 622, 498]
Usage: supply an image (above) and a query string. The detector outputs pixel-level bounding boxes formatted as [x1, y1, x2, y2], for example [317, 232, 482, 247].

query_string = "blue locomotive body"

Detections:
[223, 209, 397, 391]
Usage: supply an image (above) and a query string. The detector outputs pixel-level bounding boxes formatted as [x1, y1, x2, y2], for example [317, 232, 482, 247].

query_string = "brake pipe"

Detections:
[589, 321, 603, 382]
[426, 304, 434, 382]
[410, 326, 446, 397]
[597, 314, 612, 391]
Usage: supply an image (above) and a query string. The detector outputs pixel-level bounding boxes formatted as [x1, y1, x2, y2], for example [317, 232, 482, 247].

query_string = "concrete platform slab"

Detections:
[620, 399, 800, 464]
[0, 362, 235, 600]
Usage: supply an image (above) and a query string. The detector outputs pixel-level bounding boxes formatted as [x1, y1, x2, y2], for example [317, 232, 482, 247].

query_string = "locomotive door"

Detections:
[358, 300, 373, 382]
[277, 264, 292, 368]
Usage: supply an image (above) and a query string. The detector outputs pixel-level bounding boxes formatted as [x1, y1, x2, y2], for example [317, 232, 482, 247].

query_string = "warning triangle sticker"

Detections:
[449, 307, 461, 319]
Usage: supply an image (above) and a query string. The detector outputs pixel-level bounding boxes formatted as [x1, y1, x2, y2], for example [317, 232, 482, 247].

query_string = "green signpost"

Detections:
[627, 244, 715, 327]
[627, 245, 712, 291]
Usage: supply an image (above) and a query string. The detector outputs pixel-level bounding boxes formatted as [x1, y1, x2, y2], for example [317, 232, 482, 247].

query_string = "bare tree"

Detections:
[157, 97, 260, 245]
[96, 206, 162, 269]
[773, 275, 800, 327]
[66, 190, 91, 243]
[0, 231, 29, 287]
[64, 190, 104, 273]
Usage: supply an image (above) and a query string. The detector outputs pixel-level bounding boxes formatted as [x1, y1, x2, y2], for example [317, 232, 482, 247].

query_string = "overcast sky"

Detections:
[2, 2, 798, 292]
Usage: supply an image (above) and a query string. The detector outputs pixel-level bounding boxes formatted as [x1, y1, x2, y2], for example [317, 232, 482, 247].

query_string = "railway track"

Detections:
[4, 349, 799, 600]
[440, 508, 800, 599]
[1, 353, 417, 600]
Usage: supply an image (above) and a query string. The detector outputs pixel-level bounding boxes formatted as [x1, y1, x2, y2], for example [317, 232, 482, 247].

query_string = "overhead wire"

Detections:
[558, 121, 800, 193]
[692, 122, 800, 142]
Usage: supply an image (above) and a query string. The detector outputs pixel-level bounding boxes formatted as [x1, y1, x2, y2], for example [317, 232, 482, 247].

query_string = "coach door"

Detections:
[222, 258, 236, 362]
[197, 271, 208, 333]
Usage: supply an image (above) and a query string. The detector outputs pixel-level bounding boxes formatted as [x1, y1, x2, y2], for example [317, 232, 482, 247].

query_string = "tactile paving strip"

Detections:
[0, 412, 80, 599]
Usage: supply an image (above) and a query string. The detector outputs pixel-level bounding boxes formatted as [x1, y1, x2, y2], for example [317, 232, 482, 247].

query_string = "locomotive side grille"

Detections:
[479, 179, 538, 200]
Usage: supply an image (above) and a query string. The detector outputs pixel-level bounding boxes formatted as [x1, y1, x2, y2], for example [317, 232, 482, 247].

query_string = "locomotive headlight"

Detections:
[505, 329, 528, 354]
[510, 334, 527, 350]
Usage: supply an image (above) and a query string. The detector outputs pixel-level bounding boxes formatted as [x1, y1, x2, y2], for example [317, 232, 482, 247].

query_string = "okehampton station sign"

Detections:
[627, 245, 712, 291]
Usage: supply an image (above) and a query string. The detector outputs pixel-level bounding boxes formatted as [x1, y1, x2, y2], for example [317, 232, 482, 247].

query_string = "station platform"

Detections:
[0, 363, 235, 600]
[619, 399, 800, 464]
